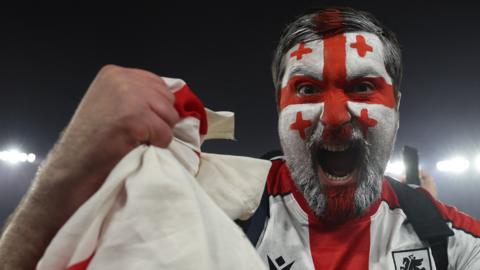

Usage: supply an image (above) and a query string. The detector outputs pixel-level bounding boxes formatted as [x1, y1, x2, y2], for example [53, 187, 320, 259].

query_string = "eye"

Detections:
[350, 81, 376, 93]
[296, 83, 321, 96]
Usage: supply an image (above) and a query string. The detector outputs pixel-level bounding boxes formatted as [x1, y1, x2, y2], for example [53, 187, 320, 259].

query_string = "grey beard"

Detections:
[282, 123, 390, 220]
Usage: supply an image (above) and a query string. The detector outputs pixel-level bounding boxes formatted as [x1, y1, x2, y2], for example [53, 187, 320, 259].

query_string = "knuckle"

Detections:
[157, 103, 180, 126]
[166, 89, 175, 101]
[161, 88, 175, 104]
[97, 65, 128, 88]
[171, 108, 180, 123]
[116, 80, 132, 94]
[99, 64, 120, 76]
[157, 77, 168, 88]
[119, 113, 147, 140]
[159, 127, 174, 147]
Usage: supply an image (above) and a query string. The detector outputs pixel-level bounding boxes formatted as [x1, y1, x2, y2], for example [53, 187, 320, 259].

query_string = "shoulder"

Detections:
[383, 178, 480, 237]
[431, 195, 480, 239]
[264, 157, 300, 197]
[430, 193, 480, 268]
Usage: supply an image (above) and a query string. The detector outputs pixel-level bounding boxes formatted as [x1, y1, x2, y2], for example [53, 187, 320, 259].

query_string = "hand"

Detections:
[418, 170, 437, 199]
[0, 65, 180, 269]
[45, 65, 180, 197]
[398, 170, 438, 198]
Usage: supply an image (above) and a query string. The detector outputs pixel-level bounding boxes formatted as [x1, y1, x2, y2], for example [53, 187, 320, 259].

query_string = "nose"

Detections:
[320, 90, 351, 129]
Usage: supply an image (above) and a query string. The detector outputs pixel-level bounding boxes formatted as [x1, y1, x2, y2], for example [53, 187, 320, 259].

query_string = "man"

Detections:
[0, 7, 478, 270]
[248, 7, 480, 269]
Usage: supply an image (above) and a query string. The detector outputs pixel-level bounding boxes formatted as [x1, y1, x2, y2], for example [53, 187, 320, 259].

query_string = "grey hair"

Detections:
[271, 7, 402, 105]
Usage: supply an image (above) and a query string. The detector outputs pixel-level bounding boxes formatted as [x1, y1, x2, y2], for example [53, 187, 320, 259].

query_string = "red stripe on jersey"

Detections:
[305, 183, 382, 270]
[380, 180, 401, 209]
[66, 252, 95, 270]
[266, 159, 297, 196]
[266, 160, 380, 269]
[420, 189, 480, 238]
[266, 160, 316, 215]
[173, 85, 208, 135]
[309, 214, 371, 270]
[382, 180, 480, 237]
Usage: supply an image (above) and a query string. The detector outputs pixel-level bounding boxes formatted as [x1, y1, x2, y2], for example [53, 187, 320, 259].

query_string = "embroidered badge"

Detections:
[267, 255, 295, 270]
[392, 247, 432, 270]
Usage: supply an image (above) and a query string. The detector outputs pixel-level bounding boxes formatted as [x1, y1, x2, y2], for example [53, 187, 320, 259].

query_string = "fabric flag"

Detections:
[37, 78, 270, 270]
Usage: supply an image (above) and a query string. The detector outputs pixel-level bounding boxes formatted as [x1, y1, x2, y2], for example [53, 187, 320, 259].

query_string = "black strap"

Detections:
[242, 186, 270, 245]
[387, 177, 453, 270]
[430, 239, 450, 270]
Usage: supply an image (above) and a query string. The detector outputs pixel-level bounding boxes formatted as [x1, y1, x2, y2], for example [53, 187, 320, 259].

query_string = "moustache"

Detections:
[306, 122, 370, 180]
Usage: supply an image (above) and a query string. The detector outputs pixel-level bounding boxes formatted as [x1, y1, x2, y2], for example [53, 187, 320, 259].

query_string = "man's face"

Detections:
[278, 31, 399, 222]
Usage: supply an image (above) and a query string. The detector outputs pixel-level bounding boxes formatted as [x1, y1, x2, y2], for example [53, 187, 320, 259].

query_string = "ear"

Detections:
[395, 91, 402, 111]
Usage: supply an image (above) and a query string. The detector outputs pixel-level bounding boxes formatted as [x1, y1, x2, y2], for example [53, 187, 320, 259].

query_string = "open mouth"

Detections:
[315, 142, 362, 185]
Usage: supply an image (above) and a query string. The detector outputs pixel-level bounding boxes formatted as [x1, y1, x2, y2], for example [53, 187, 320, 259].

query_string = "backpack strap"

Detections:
[386, 177, 454, 270]
[240, 185, 270, 245]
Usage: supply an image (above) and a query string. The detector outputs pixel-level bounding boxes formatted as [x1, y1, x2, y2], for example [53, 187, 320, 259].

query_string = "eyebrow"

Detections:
[287, 66, 323, 82]
[347, 66, 387, 80]
[285, 65, 389, 82]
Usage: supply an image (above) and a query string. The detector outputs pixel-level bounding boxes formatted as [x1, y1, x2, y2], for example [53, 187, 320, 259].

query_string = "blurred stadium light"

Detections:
[0, 149, 36, 164]
[385, 160, 405, 177]
[436, 157, 470, 173]
[475, 155, 480, 173]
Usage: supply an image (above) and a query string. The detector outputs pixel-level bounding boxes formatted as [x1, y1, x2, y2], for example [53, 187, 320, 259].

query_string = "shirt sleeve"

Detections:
[428, 196, 480, 269]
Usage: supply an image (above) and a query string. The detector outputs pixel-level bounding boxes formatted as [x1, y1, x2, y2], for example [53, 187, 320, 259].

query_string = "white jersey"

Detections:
[255, 159, 480, 270]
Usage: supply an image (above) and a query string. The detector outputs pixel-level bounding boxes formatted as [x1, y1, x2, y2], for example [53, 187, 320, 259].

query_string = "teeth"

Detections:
[322, 144, 350, 152]
[325, 172, 350, 181]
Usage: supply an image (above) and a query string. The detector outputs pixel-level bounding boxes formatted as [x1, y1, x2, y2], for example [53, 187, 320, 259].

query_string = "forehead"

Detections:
[281, 31, 392, 87]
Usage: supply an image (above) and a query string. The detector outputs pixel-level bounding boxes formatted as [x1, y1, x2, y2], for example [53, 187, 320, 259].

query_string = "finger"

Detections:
[131, 71, 175, 104]
[147, 116, 175, 148]
[152, 80, 176, 105]
[419, 170, 434, 184]
[148, 101, 180, 127]
[419, 170, 438, 198]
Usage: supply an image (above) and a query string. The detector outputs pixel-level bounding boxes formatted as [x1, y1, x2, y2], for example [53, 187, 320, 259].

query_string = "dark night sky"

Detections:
[1, 1, 479, 224]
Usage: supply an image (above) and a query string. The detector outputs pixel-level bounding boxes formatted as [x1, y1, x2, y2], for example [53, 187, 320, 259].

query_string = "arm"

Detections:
[430, 200, 480, 269]
[398, 169, 437, 198]
[0, 65, 179, 269]
[418, 170, 437, 198]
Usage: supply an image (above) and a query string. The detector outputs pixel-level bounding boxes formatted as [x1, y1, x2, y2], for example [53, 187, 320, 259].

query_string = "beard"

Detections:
[280, 118, 395, 223]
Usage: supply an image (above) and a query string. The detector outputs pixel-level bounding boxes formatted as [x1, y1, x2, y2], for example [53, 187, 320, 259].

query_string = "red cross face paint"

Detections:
[278, 32, 399, 222]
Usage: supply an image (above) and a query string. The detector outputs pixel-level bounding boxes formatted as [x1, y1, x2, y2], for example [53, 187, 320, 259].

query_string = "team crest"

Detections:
[392, 247, 432, 270]
[267, 255, 295, 270]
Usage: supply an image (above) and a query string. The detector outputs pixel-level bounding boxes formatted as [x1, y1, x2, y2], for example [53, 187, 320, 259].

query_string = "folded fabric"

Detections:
[37, 78, 270, 270]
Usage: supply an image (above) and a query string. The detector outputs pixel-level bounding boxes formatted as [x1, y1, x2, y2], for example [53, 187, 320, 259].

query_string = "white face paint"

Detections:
[278, 31, 399, 221]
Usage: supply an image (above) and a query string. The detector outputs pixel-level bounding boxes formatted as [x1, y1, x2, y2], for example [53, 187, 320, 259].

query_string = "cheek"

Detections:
[347, 101, 398, 143]
[279, 104, 324, 149]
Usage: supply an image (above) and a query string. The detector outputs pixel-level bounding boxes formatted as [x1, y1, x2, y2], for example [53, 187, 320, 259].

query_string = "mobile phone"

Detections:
[402, 146, 420, 185]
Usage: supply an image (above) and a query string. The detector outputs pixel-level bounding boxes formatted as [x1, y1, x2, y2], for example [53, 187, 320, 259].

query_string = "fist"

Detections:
[44, 65, 180, 197]
[75, 64, 179, 148]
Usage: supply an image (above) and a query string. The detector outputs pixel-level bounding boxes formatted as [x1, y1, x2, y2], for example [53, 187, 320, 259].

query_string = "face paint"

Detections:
[278, 32, 399, 222]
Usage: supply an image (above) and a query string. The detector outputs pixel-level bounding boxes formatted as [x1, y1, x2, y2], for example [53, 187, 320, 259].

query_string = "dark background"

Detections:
[1, 1, 479, 225]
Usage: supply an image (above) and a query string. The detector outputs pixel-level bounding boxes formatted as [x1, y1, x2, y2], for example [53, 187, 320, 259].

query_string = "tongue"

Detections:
[319, 148, 356, 177]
